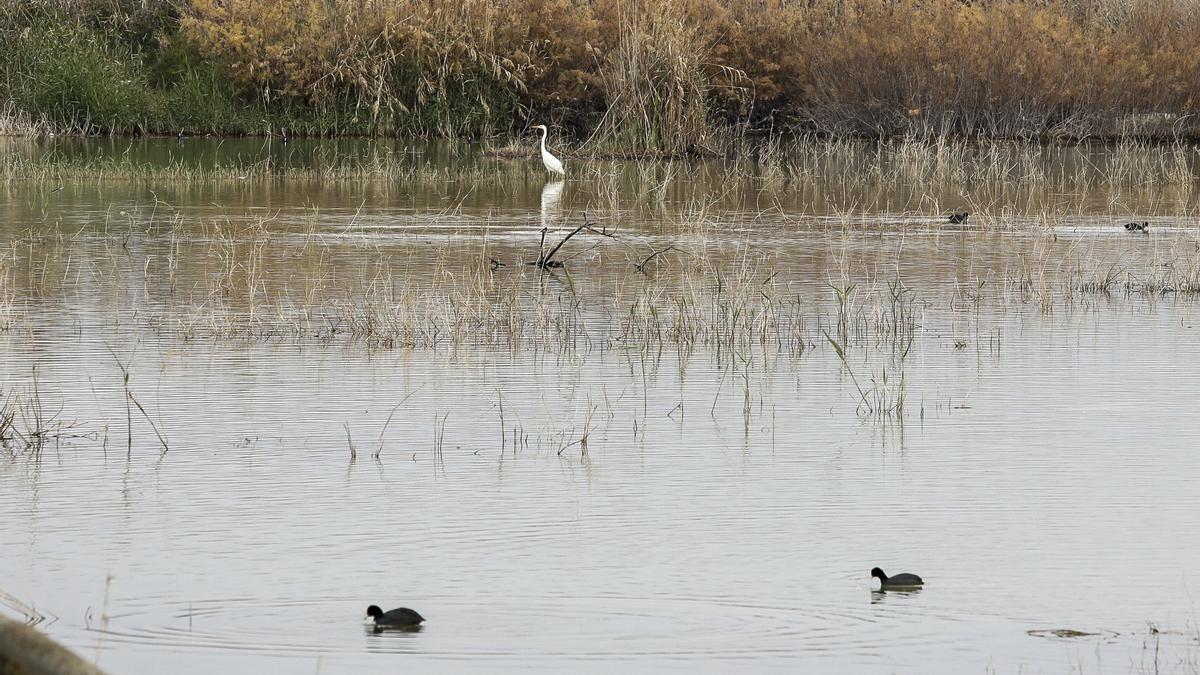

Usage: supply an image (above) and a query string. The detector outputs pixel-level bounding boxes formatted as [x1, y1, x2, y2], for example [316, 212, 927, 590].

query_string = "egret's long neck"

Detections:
[539, 128, 548, 152]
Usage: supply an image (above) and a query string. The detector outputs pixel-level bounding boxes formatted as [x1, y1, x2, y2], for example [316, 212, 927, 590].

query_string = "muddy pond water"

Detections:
[2, 138, 1200, 674]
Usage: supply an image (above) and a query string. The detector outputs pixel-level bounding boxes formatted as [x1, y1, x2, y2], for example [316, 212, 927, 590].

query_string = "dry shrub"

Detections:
[797, 0, 1200, 137]
[181, 0, 526, 131]
[323, 2, 526, 122]
[587, 0, 724, 152]
[801, 1, 1096, 135]
[177, 0, 740, 144]
[172, 0, 1200, 141]
[12, 0, 1200, 140]
[500, 0, 605, 118]
[714, 0, 811, 114]
[182, 0, 330, 101]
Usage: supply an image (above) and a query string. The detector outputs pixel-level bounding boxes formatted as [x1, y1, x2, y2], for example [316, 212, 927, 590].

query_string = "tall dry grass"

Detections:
[182, 0, 527, 135]
[5, 0, 1200, 142]
[798, 0, 1200, 138]
[173, 0, 1200, 141]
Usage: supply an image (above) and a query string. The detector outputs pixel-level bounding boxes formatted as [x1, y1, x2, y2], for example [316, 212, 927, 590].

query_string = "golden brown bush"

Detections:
[180, 0, 526, 132]
[182, 0, 333, 101]
[499, 0, 605, 115]
[159, 0, 1200, 139]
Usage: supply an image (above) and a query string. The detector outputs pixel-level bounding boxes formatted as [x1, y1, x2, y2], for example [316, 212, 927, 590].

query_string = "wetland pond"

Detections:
[2, 138, 1200, 673]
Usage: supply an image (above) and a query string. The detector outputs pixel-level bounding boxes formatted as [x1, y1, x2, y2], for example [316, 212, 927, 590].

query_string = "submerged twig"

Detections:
[127, 392, 169, 455]
[634, 245, 676, 274]
[345, 422, 356, 462]
[374, 386, 424, 459]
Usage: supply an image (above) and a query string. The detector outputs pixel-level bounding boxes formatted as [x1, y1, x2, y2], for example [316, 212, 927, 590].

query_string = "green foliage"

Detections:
[2, 20, 150, 132]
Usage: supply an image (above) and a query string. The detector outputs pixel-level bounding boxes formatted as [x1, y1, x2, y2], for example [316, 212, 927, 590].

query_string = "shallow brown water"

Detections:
[2, 139, 1200, 674]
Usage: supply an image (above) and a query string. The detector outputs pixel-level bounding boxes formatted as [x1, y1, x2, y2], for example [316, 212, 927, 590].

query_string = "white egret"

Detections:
[534, 124, 565, 176]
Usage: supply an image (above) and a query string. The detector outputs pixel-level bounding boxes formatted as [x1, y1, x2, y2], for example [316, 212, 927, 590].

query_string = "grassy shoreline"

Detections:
[4, 134, 1199, 190]
[5, 0, 1200, 149]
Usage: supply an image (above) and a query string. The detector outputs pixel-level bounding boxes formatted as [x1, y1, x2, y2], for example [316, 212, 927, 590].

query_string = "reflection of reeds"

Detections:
[0, 368, 82, 455]
[0, 247, 18, 333]
[0, 392, 16, 446]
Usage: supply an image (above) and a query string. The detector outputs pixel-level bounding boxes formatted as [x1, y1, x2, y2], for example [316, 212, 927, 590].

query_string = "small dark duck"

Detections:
[948, 212, 969, 225]
[871, 567, 924, 590]
[366, 604, 425, 628]
[1123, 221, 1148, 233]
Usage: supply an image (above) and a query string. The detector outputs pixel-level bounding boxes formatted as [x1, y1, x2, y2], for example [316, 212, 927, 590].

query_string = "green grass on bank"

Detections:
[0, 17, 516, 138]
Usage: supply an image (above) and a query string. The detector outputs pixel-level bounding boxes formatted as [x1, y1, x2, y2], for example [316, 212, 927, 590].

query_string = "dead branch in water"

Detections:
[529, 216, 616, 270]
[634, 245, 677, 274]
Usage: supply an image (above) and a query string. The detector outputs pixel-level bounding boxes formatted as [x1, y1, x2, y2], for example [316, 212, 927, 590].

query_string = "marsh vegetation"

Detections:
[6, 0, 1200, 149]
[3, 135, 1200, 675]
[2, 138, 1198, 431]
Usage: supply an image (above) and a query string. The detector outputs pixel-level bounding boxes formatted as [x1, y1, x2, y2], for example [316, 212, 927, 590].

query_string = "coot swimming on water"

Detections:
[871, 567, 924, 589]
[366, 605, 425, 627]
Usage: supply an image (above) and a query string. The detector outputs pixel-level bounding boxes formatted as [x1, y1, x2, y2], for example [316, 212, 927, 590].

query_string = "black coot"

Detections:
[366, 605, 425, 627]
[871, 567, 924, 589]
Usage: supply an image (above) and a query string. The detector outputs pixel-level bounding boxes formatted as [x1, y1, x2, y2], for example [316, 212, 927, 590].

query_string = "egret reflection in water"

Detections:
[540, 179, 564, 230]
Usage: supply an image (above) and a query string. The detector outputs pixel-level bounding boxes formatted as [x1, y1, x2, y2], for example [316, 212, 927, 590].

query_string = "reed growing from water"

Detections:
[4, 199, 1200, 433]
[5, 205, 1197, 362]
[4, 136, 1200, 216]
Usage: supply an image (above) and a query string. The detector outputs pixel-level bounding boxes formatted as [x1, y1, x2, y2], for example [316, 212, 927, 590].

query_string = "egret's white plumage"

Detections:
[534, 124, 565, 176]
